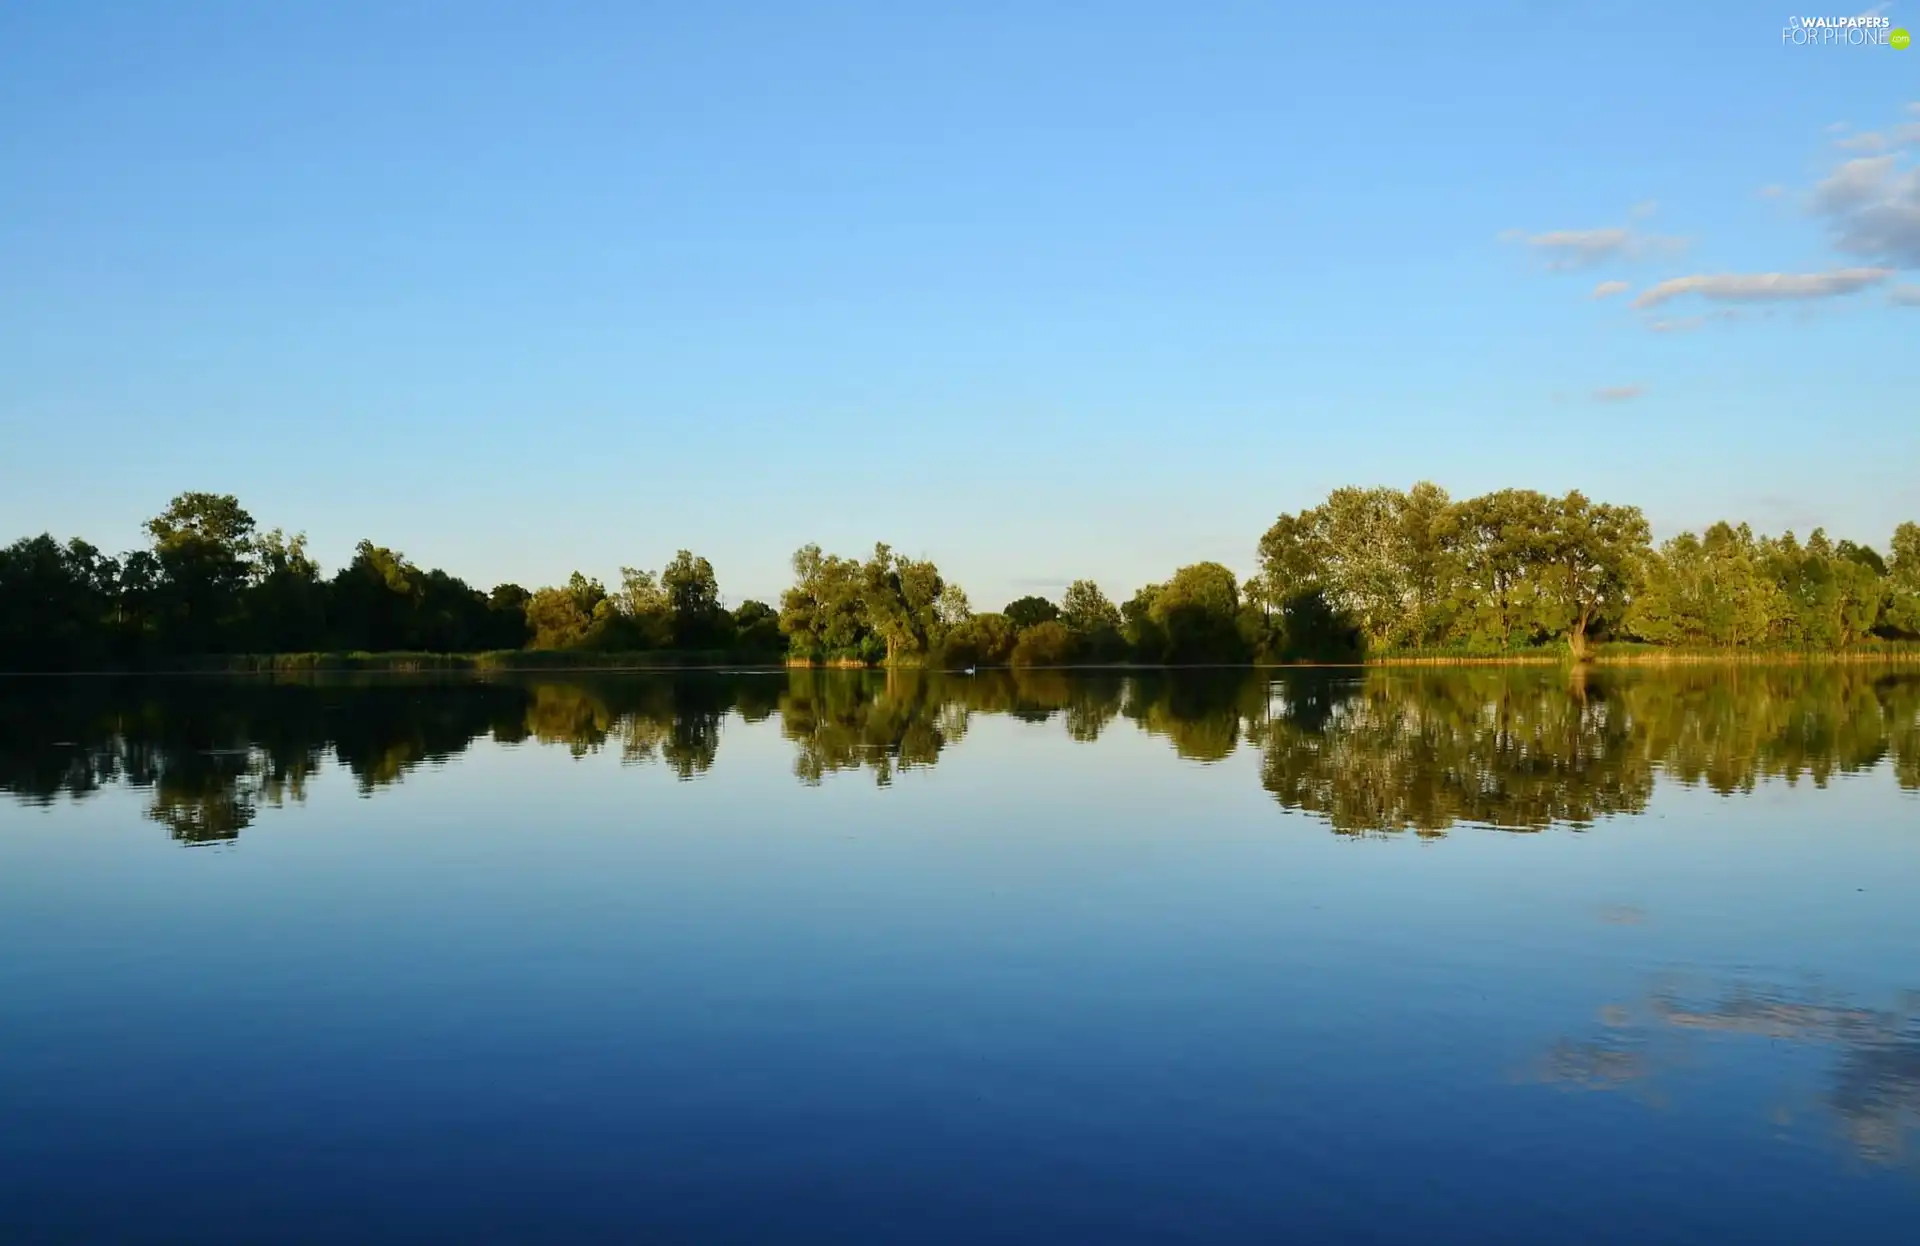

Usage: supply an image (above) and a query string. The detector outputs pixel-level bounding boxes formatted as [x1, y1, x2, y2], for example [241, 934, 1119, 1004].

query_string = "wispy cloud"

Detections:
[1591, 280, 1630, 299]
[1892, 284, 1920, 305]
[1631, 268, 1893, 309]
[1592, 385, 1644, 402]
[1511, 225, 1687, 270]
[1835, 123, 1920, 153]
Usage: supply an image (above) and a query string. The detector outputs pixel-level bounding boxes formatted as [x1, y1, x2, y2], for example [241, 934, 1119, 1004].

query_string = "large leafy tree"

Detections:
[1149, 562, 1244, 663]
[1884, 522, 1920, 637]
[662, 550, 725, 648]
[1003, 595, 1061, 631]
[1539, 491, 1651, 658]
[146, 492, 258, 651]
[249, 529, 326, 651]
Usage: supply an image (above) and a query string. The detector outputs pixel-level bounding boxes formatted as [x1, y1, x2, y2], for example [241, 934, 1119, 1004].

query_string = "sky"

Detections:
[2, 1, 1917, 610]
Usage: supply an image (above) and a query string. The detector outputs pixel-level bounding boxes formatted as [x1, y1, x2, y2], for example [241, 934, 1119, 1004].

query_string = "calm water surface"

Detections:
[2, 667, 1917, 1244]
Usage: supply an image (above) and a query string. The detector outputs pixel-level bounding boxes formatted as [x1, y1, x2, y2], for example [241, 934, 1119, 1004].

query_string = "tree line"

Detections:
[0, 492, 786, 670]
[3, 485, 1918, 670]
[6, 666, 1915, 842]
[776, 484, 1919, 665]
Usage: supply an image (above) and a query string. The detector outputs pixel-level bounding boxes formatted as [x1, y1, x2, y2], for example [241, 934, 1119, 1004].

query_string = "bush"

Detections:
[1010, 620, 1078, 667]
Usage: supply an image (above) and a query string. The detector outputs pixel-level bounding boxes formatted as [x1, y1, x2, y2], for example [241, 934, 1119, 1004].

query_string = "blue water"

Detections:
[1, 669, 1916, 1243]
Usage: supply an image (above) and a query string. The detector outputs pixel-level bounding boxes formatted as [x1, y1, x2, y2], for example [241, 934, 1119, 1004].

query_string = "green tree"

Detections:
[731, 599, 785, 654]
[146, 492, 258, 651]
[248, 529, 326, 651]
[1539, 491, 1651, 659]
[1003, 595, 1061, 631]
[1448, 489, 1555, 648]
[940, 612, 1017, 667]
[525, 585, 594, 649]
[1150, 562, 1245, 663]
[780, 544, 875, 661]
[861, 543, 951, 664]
[328, 541, 421, 651]
[1059, 578, 1125, 660]
[1011, 619, 1078, 667]
[1884, 522, 1920, 637]
[1121, 584, 1168, 661]
[662, 550, 725, 648]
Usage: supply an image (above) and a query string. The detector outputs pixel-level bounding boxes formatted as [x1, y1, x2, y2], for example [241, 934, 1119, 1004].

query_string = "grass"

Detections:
[1358, 639, 1920, 666]
[166, 649, 791, 673]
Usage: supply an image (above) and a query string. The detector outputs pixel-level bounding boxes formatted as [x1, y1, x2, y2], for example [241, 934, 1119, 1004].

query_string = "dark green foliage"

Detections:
[730, 600, 785, 655]
[1003, 595, 1061, 631]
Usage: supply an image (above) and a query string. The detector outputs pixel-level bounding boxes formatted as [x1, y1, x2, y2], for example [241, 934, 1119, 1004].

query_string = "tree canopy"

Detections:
[2, 485, 1917, 671]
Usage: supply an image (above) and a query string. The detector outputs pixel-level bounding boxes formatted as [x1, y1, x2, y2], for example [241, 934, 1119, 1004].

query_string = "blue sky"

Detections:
[3, 1, 1916, 609]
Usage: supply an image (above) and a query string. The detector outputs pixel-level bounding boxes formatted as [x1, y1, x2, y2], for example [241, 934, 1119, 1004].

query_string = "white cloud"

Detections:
[1892, 285, 1920, 305]
[1519, 226, 1630, 268]
[1593, 385, 1644, 402]
[1591, 280, 1630, 299]
[1811, 155, 1899, 212]
[1512, 224, 1686, 270]
[1835, 123, 1920, 153]
[1631, 268, 1893, 309]
[1811, 156, 1920, 267]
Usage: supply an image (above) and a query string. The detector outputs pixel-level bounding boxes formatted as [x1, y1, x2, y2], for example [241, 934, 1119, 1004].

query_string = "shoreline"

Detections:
[6, 650, 1920, 676]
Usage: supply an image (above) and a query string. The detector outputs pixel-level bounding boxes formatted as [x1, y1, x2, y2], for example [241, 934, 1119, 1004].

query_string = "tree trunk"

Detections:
[1567, 613, 1591, 662]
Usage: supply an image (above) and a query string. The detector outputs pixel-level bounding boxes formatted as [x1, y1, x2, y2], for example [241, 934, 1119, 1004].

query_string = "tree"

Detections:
[525, 585, 594, 649]
[1448, 489, 1555, 649]
[662, 550, 724, 648]
[249, 529, 326, 651]
[862, 543, 950, 664]
[1060, 580, 1120, 633]
[1539, 490, 1651, 659]
[1059, 579, 1125, 661]
[1628, 524, 1779, 647]
[485, 584, 532, 650]
[329, 541, 421, 651]
[1011, 619, 1078, 667]
[1003, 595, 1061, 631]
[940, 612, 1017, 667]
[1121, 584, 1167, 661]
[1150, 562, 1244, 663]
[145, 492, 258, 651]
[0, 535, 117, 668]
[731, 599, 785, 654]
[1884, 522, 1920, 636]
[779, 544, 870, 660]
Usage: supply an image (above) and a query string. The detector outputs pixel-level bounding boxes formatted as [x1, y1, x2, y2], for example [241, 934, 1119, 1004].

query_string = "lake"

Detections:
[2, 666, 1917, 1244]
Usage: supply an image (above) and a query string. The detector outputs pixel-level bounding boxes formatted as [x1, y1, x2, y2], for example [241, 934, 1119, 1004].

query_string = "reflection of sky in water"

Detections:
[2, 670, 1918, 1242]
[1530, 978, 1920, 1170]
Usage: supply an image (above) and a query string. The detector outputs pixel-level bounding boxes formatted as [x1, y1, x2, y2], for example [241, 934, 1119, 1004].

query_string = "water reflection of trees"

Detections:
[1532, 978, 1920, 1171]
[1, 666, 1915, 843]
